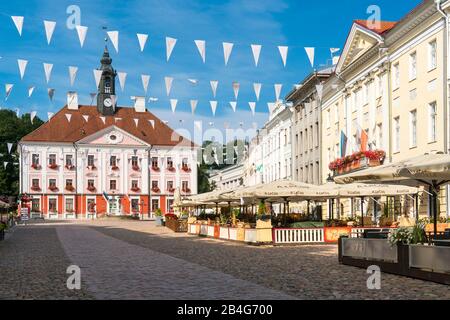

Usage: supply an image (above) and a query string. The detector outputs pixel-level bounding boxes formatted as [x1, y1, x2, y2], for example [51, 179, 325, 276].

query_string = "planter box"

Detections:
[244, 228, 257, 243]
[219, 227, 229, 239]
[236, 227, 245, 241]
[341, 238, 398, 262]
[155, 216, 163, 226]
[409, 244, 450, 274]
[229, 228, 238, 240]
[207, 225, 215, 237]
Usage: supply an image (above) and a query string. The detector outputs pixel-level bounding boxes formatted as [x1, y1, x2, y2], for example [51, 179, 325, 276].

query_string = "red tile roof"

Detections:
[354, 20, 397, 35]
[21, 105, 195, 147]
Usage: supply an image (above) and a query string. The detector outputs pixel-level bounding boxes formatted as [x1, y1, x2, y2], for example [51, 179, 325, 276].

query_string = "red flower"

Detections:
[151, 187, 160, 193]
[132, 165, 140, 171]
[48, 163, 58, 170]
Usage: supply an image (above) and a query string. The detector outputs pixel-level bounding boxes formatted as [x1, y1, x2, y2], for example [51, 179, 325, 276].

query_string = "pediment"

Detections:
[336, 23, 383, 73]
[77, 125, 149, 147]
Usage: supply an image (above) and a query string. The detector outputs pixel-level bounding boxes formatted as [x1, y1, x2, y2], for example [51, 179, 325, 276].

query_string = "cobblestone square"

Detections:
[0, 220, 449, 300]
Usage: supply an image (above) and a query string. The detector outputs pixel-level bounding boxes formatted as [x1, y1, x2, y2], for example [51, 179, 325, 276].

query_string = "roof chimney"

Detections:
[67, 91, 78, 110]
[132, 96, 146, 112]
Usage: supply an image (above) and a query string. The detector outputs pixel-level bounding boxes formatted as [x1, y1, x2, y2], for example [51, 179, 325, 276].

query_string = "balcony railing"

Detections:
[329, 150, 386, 176]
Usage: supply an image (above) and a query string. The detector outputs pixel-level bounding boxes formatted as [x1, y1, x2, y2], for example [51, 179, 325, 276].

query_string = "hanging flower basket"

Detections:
[182, 166, 191, 173]
[48, 186, 58, 192]
[151, 187, 160, 193]
[87, 186, 96, 192]
[182, 187, 191, 193]
[65, 164, 75, 170]
[132, 165, 140, 171]
[48, 163, 58, 170]
[131, 187, 140, 192]
[31, 186, 41, 192]
[167, 187, 175, 193]
[151, 166, 160, 172]
[167, 166, 176, 172]
[87, 165, 97, 170]
[111, 165, 119, 171]
[65, 186, 75, 192]
[31, 163, 41, 170]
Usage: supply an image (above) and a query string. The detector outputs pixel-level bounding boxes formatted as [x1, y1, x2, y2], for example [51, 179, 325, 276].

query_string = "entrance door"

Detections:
[109, 198, 120, 215]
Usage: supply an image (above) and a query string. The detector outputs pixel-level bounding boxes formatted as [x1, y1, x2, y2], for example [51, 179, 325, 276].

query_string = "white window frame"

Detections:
[428, 40, 437, 71]
[86, 196, 96, 219]
[393, 63, 400, 89]
[409, 52, 417, 81]
[394, 117, 400, 153]
[64, 196, 75, 218]
[409, 109, 417, 148]
[48, 196, 58, 219]
[428, 101, 437, 142]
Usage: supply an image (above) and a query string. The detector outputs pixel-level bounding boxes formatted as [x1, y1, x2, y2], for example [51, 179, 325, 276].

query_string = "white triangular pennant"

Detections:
[165, 77, 173, 96]
[330, 48, 340, 54]
[75, 25, 88, 47]
[274, 84, 282, 101]
[229, 101, 237, 112]
[251, 44, 262, 67]
[5, 84, 14, 100]
[93, 69, 103, 88]
[137, 33, 148, 52]
[30, 111, 37, 124]
[210, 101, 218, 116]
[194, 40, 206, 63]
[278, 46, 288, 67]
[170, 99, 178, 113]
[223, 42, 234, 66]
[114, 117, 122, 123]
[134, 118, 139, 127]
[107, 31, 119, 53]
[68, 66, 78, 86]
[82, 115, 89, 122]
[148, 119, 155, 129]
[65, 113, 72, 122]
[332, 55, 340, 66]
[316, 84, 324, 101]
[166, 37, 177, 62]
[305, 47, 315, 68]
[48, 88, 54, 101]
[141, 74, 150, 93]
[248, 102, 256, 116]
[7, 143, 13, 154]
[47, 112, 54, 121]
[253, 83, 261, 101]
[44, 20, 56, 45]
[232, 82, 240, 100]
[3, 162, 8, 169]
[11, 16, 24, 36]
[118, 72, 127, 91]
[111, 95, 117, 107]
[89, 93, 97, 105]
[43, 63, 53, 83]
[194, 121, 201, 130]
[210, 80, 218, 98]
[100, 116, 106, 124]
[17, 59, 28, 80]
[15, 108, 20, 117]
[28, 86, 35, 98]
[267, 102, 276, 113]
[190, 100, 198, 114]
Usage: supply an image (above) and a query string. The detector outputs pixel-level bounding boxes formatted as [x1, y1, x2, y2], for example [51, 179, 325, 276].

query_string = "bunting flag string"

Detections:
[43, 63, 53, 83]
[134, 118, 139, 127]
[148, 119, 155, 129]
[194, 40, 206, 63]
[30, 111, 37, 124]
[316, 84, 324, 101]
[170, 99, 178, 113]
[251, 44, 262, 67]
[190, 100, 198, 114]
[141, 74, 150, 93]
[232, 82, 240, 100]
[7, 143, 13, 154]
[5, 84, 14, 100]
[165, 76, 173, 96]
[75, 25, 88, 47]
[274, 84, 282, 101]
[82, 115, 89, 122]
[28, 86, 35, 98]
[166, 37, 177, 62]
[11, 16, 24, 36]
[44, 20, 56, 45]
[137, 33, 148, 52]
[118, 72, 127, 91]
[65, 113, 72, 122]
[248, 102, 256, 116]
[278, 46, 288, 67]
[210, 101, 218, 116]
[68, 66, 78, 86]
[229, 101, 237, 112]
[17, 59, 28, 80]
[107, 31, 119, 53]
[304, 47, 315, 68]
[93, 69, 103, 88]
[253, 83, 261, 101]
[223, 42, 234, 66]
[210, 80, 218, 98]
[47, 112, 54, 121]
[100, 116, 106, 124]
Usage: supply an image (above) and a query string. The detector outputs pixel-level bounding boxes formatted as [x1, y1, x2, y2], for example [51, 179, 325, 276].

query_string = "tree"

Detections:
[0, 110, 44, 197]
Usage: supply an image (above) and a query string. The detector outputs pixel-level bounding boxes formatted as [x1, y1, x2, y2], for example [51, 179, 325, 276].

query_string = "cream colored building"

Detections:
[321, 0, 450, 220]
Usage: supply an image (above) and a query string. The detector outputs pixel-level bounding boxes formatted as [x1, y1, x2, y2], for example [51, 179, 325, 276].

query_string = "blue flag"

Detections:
[340, 131, 347, 157]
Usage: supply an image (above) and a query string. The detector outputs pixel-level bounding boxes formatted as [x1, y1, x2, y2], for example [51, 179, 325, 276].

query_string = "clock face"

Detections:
[104, 98, 112, 107]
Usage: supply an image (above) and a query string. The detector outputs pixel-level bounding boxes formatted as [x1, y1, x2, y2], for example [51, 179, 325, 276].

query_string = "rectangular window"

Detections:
[131, 180, 138, 189]
[49, 179, 56, 188]
[429, 40, 437, 71]
[65, 198, 74, 212]
[66, 179, 73, 189]
[87, 155, 95, 167]
[110, 180, 116, 190]
[429, 101, 437, 142]
[32, 179, 40, 188]
[88, 180, 95, 188]
[131, 156, 138, 167]
[326, 109, 331, 128]
[31, 199, 40, 212]
[48, 154, 56, 165]
[49, 198, 57, 212]
[182, 181, 189, 192]
[87, 199, 95, 212]
[409, 52, 417, 80]
[167, 199, 174, 213]
[65, 154, 73, 167]
[167, 157, 173, 168]
[394, 117, 400, 152]
[393, 63, 400, 89]
[110, 156, 117, 167]
[409, 110, 417, 148]
[377, 123, 383, 149]
[131, 199, 140, 212]
[167, 180, 174, 190]
[151, 199, 159, 211]
[32, 154, 40, 165]
[151, 157, 158, 168]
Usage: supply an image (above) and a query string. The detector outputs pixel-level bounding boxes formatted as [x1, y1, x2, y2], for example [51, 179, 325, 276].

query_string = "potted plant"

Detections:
[48, 163, 58, 170]
[154, 208, 163, 226]
[0, 222, 7, 241]
[132, 165, 140, 171]
[388, 221, 426, 246]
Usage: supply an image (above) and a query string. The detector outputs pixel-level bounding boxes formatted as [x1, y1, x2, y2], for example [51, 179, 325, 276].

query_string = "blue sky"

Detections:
[0, 0, 422, 140]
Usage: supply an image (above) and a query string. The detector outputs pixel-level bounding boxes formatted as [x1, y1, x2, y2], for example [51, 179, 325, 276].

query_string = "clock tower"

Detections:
[97, 46, 117, 116]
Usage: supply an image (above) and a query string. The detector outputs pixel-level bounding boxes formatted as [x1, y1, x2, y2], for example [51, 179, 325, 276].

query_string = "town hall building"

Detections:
[18, 46, 198, 219]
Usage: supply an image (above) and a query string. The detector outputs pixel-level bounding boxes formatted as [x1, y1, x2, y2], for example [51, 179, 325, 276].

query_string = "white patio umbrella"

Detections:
[334, 152, 450, 236]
